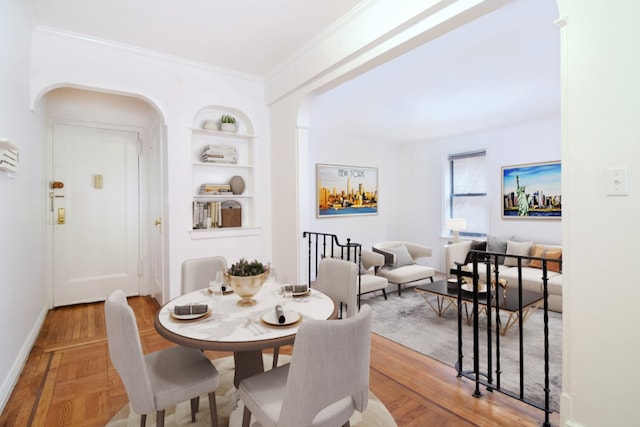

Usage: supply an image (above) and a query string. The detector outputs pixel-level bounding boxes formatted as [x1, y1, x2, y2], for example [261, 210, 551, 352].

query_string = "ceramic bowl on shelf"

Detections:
[202, 120, 218, 130]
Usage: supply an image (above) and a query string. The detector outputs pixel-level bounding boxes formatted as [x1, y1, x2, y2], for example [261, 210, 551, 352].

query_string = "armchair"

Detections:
[372, 241, 436, 296]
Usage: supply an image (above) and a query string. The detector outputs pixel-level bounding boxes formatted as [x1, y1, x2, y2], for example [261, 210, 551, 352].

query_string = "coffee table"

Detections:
[415, 279, 543, 335]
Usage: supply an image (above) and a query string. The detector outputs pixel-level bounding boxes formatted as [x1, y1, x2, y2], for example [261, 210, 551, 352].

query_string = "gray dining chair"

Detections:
[314, 257, 359, 318]
[181, 256, 228, 294]
[238, 304, 372, 427]
[105, 290, 220, 427]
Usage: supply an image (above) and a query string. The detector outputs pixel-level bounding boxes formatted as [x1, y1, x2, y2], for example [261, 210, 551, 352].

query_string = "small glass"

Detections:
[209, 276, 224, 305]
[282, 287, 293, 307]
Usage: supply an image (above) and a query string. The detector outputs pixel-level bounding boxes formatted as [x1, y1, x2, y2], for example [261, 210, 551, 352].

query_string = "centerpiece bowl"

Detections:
[225, 258, 268, 306]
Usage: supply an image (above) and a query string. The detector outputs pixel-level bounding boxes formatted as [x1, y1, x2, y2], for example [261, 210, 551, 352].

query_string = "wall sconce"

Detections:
[446, 218, 467, 243]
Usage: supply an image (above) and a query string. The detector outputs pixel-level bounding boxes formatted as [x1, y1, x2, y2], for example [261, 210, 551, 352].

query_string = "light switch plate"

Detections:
[606, 167, 629, 196]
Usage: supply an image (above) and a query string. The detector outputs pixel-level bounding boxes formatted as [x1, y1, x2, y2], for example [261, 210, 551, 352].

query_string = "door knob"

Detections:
[154, 219, 161, 226]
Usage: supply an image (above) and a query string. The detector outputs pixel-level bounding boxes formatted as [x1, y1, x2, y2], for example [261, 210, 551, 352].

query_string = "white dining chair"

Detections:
[181, 256, 228, 294]
[238, 304, 372, 427]
[314, 257, 359, 318]
[105, 290, 220, 427]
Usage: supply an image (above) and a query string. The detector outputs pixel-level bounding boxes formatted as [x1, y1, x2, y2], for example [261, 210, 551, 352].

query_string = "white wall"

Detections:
[0, 0, 47, 411]
[305, 131, 404, 248]
[558, 1, 640, 426]
[30, 28, 272, 303]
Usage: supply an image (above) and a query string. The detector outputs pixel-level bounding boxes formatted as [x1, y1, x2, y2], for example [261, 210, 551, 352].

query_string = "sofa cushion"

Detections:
[487, 235, 510, 264]
[360, 273, 388, 294]
[463, 240, 488, 265]
[547, 274, 563, 297]
[528, 245, 562, 273]
[378, 264, 435, 284]
[504, 240, 533, 267]
[383, 244, 416, 269]
[499, 267, 561, 293]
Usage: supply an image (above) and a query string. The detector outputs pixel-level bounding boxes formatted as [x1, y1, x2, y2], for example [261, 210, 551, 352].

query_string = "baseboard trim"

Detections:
[0, 303, 48, 414]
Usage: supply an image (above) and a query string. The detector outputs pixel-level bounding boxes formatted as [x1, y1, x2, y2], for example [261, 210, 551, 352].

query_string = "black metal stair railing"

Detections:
[451, 249, 559, 427]
[302, 231, 363, 310]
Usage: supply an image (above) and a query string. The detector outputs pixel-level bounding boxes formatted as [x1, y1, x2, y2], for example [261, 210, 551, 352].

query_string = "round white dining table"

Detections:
[155, 281, 337, 387]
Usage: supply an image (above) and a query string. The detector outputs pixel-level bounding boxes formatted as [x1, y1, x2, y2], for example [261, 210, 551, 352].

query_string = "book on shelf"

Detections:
[192, 201, 223, 229]
[199, 184, 232, 195]
[201, 157, 238, 164]
[203, 144, 236, 152]
[201, 145, 238, 163]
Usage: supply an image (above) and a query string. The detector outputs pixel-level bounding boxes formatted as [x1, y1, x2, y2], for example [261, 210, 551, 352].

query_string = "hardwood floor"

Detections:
[0, 296, 558, 426]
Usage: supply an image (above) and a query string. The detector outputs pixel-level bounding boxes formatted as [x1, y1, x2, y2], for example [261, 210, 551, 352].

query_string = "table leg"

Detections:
[417, 290, 456, 317]
[233, 350, 264, 388]
[498, 301, 541, 335]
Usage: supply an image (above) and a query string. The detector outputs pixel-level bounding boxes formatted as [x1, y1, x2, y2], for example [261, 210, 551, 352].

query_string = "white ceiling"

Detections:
[29, 0, 364, 76]
[28, 0, 560, 143]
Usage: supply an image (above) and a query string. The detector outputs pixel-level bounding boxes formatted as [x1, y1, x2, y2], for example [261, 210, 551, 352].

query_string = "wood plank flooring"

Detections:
[0, 296, 558, 426]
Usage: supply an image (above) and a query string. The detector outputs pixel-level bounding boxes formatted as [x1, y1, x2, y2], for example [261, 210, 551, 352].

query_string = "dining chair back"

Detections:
[105, 290, 219, 427]
[314, 257, 359, 318]
[239, 304, 372, 427]
[181, 256, 228, 294]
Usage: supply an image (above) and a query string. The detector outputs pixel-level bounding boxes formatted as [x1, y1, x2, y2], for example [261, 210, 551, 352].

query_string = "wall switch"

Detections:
[606, 167, 629, 196]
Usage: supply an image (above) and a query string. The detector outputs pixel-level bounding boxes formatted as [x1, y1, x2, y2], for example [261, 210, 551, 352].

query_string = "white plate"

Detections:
[261, 310, 301, 326]
[292, 290, 310, 297]
[447, 278, 458, 283]
[170, 308, 210, 321]
[461, 283, 488, 293]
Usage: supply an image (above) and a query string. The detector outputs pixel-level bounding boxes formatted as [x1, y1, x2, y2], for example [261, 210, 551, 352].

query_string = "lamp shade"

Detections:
[446, 218, 467, 231]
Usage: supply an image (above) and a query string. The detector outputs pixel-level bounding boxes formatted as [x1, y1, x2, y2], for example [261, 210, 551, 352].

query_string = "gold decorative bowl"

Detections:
[225, 272, 267, 306]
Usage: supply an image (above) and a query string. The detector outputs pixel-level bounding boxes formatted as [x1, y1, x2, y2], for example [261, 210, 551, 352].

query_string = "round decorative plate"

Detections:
[261, 310, 301, 326]
[170, 308, 211, 321]
[292, 290, 311, 298]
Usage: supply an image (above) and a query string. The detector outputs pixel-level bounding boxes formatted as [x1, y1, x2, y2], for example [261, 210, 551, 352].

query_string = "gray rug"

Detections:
[362, 287, 562, 412]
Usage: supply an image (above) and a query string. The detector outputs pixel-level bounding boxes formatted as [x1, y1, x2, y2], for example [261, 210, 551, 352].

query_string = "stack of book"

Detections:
[192, 201, 223, 229]
[201, 145, 237, 164]
[198, 183, 232, 195]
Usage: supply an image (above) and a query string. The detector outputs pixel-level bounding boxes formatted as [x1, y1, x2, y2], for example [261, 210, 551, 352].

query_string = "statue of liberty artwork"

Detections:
[516, 176, 531, 216]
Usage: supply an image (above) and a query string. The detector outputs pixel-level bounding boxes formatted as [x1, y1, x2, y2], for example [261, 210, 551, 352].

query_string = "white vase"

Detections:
[220, 123, 237, 133]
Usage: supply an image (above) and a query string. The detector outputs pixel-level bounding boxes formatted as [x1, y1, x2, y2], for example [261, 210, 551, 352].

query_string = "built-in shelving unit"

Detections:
[0, 138, 18, 177]
[189, 107, 259, 239]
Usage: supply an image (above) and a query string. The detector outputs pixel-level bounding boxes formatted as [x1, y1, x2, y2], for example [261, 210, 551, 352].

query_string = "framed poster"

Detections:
[316, 164, 378, 217]
[502, 161, 561, 218]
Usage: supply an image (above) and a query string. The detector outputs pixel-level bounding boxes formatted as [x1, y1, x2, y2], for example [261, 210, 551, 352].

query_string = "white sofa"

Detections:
[445, 239, 563, 313]
[372, 241, 436, 296]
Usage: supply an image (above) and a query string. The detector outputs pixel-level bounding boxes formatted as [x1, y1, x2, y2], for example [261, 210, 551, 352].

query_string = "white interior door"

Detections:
[52, 123, 140, 306]
[149, 125, 166, 304]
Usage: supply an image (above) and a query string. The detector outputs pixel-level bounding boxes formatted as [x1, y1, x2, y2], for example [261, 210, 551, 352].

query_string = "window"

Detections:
[448, 150, 487, 237]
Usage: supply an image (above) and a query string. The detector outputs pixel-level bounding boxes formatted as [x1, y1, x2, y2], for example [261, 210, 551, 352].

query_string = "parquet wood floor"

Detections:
[0, 296, 558, 426]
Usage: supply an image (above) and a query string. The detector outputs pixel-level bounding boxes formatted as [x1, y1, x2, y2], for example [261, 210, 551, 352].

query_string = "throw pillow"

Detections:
[529, 245, 562, 272]
[487, 235, 510, 264]
[464, 240, 488, 265]
[384, 244, 416, 269]
[503, 240, 533, 266]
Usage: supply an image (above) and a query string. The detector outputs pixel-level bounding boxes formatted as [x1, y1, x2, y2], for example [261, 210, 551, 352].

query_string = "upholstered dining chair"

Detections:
[239, 304, 372, 427]
[105, 290, 220, 427]
[314, 257, 359, 318]
[181, 256, 228, 294]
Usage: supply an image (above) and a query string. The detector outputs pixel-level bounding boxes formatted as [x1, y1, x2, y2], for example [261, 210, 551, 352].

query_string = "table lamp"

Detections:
[447, 218, 466, 243]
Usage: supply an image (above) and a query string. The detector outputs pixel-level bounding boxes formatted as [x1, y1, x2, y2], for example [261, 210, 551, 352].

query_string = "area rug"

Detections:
[107, 355, 397, 427]
[362, 287, 562, 412]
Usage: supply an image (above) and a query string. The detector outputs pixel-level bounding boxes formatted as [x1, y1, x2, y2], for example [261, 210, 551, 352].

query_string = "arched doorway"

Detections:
[42, 87, 166, 306]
